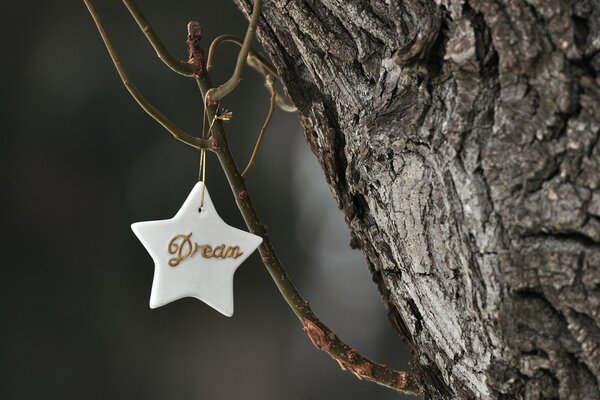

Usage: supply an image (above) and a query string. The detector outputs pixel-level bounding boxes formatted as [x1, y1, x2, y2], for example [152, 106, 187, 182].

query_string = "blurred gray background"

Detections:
[1, 1, 413, 399]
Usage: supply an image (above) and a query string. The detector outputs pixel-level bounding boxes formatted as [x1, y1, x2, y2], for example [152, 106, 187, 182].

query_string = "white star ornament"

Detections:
[131, 182, 263, 316]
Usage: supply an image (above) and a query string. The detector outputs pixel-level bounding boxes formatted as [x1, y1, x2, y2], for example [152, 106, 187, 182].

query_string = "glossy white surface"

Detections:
[131, 182, 263, 316]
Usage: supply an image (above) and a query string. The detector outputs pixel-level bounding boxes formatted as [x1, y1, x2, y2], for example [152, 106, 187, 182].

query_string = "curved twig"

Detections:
[83, 0, 207, 150]
[206, 35, 296, 113]
[242, 75, 276, 177]
[247, 54, 297, 112]
[205, 0, 262, 103]
[122, 0, 196, 76]
[206, 34, 277, 77]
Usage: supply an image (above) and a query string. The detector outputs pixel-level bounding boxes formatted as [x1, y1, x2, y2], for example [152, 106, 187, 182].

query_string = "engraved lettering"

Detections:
[202, 245, 213, 258]
[167, 233, 244, 267]
[224, 246, 243, 259]
[168, 233, 193, 267]
[213, 244, 225, 258]
[193, 242, 202, 257]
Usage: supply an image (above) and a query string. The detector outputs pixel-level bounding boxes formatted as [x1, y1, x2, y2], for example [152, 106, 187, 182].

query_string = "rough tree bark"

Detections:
[232, 0, 600, 398]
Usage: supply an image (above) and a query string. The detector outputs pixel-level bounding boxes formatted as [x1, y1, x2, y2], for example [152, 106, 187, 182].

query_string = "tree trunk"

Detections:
[234, 0, 600, 398]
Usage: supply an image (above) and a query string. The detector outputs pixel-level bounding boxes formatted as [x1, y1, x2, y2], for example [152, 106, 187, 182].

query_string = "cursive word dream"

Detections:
[168, 232, 244, 267]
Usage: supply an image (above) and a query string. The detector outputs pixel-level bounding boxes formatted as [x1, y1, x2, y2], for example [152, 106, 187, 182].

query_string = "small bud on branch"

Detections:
[187, 21, 205, 77]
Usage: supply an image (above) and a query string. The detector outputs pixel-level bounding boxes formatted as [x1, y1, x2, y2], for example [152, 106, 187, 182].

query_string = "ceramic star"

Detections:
[131, 182, 263, 316]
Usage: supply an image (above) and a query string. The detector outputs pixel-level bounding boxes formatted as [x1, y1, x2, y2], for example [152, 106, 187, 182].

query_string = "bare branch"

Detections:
[206, 0, 262, 103]
[206, 34, 296, 112]
[206, 34, 276, 77]
[83, 0, 208, 150]
[246, 54, 297, 112]
[122, 0, 196, 76]
[242, 74, 276, 177]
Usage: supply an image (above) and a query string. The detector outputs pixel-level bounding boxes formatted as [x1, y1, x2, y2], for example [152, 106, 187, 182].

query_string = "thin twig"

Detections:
[206, 34, 277, 77]
[205, 0, 262, 103]
[247, 54, 297, 112]
[122, 0, 196, 76]
[242, 75, 276, 177]
[248, 54, 298, 112]
[83, 0, 208, 150]
[206, 34, 296, 112]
